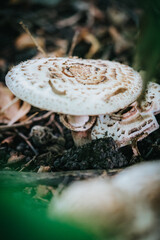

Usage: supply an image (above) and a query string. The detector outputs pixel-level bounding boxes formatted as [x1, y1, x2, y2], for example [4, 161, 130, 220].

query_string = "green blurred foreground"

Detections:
[135, 0, 160, 86]
[0, 176, 96, 240]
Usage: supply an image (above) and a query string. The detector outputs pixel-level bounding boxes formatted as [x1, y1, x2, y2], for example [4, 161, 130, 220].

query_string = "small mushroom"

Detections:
[5, 57, 143, 147]
[91, 82, 160, 155]
[30, 125, 58, 146]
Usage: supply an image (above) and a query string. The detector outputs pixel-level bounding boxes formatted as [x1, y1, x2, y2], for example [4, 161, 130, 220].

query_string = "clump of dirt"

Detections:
[53, 138, 128, 171]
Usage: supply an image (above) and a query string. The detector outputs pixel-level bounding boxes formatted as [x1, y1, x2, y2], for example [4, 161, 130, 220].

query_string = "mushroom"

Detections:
[5, 57, 143, 147]
[5, 57, 159, 152]
[91, 82, 160, 155]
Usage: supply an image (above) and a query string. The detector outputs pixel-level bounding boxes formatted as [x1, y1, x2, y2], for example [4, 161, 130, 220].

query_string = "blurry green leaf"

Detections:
[134, 0, 160, 91]
[31, 0, 62, 6]
[0, 176, 96, 240]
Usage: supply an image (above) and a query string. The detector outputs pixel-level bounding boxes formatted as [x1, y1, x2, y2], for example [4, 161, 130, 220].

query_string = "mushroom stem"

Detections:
[71, 130, 92, 147]
[60, 115, 96, 146]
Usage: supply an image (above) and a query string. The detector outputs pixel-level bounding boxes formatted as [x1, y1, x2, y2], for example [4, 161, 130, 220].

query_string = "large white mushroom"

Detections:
[5, 57, 159, 152]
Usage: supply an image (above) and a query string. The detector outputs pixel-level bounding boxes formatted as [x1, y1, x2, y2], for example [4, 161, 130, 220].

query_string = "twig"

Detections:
[45, 113, 55, 126]
[54, 120, 64, 136]
[19, 156, 36, 172]
[15, 129, 38, 155]
[0, 111, 53, 131]
[23, 112, 39, 122]
[68, 30, 80, 57]
[107, 168, 123, 176]
[44, 113, 63, 135]
[19, 21, 47, 57]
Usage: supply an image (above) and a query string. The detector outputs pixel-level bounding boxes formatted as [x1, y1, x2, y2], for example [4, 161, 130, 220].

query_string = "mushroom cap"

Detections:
[5, 57, 142, 115]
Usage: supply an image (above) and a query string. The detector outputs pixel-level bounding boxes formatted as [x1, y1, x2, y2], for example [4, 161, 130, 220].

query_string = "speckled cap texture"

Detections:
[5, 57, 143, 115]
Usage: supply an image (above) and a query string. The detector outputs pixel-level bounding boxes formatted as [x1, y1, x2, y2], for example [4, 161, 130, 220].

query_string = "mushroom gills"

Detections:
[60, 115, 96, 131]
[140, 82, 160, 115]
[91, 112, 159, 148]
[67, 115, 89, 128]
[91, 82, 160, 150]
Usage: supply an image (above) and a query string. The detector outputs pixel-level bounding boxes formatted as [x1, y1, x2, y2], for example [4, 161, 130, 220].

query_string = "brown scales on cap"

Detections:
[5, 57, 142, 116]
[5, 57, 159, 154]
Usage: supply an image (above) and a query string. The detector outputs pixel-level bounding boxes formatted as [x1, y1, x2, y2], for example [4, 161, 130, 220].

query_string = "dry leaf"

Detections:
[107, 7, 129, 26]
[78, 28, 101, 58]
[8, 101, 31, 126]
[34, 185, 50, 200]
[37, 166, 51, 173]
[0, 58, 7, 71]
[7, 152, 25, 165]
[108, 26, 133, 54]
[0, 83, 20, 121]
[1, 135, 15, 145]
[85, 33, 101, 58]
[33, 39, 68, 58]
[15, 32, 45, 51]
[0, 83, 31, 125]
[56, 12, 81, 28]
[89, 4, 104, 21]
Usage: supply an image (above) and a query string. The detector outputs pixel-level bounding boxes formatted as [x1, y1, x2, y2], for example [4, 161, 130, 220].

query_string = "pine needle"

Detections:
[19, 21, 48, 57]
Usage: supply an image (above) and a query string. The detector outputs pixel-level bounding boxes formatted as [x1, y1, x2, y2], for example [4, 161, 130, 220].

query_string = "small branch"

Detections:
[45, 114, 64, 135]
[19, 21, 48, 57]
[54, 120, 64, 136]
[15, 129, 38, 155]
[19, 157, 36, 172]
[24, 112, 39, 122]
[68, 30, 80, 57]
[0, 111, 53, 131]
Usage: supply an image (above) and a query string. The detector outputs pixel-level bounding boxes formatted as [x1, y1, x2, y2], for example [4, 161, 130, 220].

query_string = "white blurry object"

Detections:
[49, 161, 160, 240]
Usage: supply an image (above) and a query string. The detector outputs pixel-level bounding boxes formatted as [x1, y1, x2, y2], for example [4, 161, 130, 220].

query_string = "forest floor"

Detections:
[0, 0, 159, 176]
